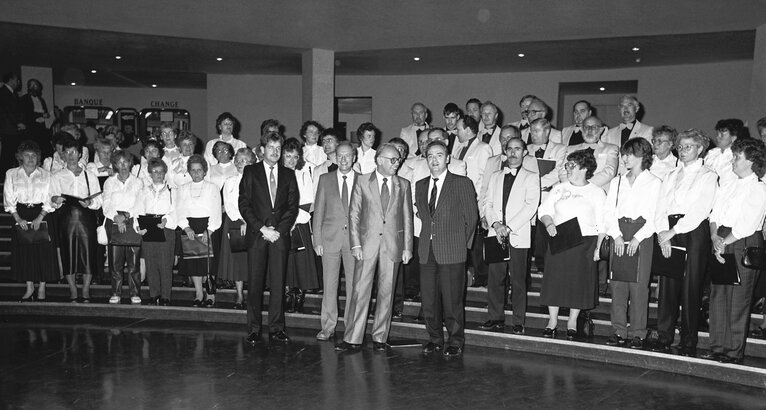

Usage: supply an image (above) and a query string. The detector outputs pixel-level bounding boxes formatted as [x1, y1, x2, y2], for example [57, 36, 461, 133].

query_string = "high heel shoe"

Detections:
[19, 294, 35, 302]
[542, 327, 558, 338]
[566, 329, 578, 341]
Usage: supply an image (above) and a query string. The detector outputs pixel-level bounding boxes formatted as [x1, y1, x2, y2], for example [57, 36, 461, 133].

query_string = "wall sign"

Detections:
[74, 98, 103, 105]
[150, 100, 179, 108]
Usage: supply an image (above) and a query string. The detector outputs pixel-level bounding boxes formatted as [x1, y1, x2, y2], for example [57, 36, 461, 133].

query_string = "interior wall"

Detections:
[336, 60, 753, 142]
[53, 85, 207, 138]
[207, 74, 302, 148]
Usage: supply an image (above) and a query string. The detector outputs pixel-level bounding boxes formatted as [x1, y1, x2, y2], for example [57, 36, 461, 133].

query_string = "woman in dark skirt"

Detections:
[176, 154, 221, 307]
[4, 140, 60, 300]
[281, 138, 318, 312]
[538, 149, 606, 340]
[50, 136, 102, 302]
[219, 148, 256, 309]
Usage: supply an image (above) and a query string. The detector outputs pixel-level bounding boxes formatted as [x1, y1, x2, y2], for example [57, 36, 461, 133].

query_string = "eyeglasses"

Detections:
[150, 169, 166, 175]
[677, 144, 700, 152]
[379, 156, 402, 165]
[528, 109, 546, 115]
[583, 125, 602, 133]
[564, 162, 579, 170]
[652, 139, 671, 145]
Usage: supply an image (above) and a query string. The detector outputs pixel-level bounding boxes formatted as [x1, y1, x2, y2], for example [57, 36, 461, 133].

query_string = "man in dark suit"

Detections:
[0, 72, 25, 174]
[239, 131, 299, 345]
[313, 141, 359, 341]
[336, 143, 413, 352]
[416, 140, 478, 356]
[20, 78, 51, 158]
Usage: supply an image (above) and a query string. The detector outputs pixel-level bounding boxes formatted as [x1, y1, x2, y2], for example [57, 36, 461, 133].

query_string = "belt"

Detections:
[17, 202, 42, 208]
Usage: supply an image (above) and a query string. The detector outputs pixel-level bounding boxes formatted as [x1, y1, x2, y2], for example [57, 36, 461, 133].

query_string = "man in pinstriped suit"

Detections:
[416, 140, 478, 356]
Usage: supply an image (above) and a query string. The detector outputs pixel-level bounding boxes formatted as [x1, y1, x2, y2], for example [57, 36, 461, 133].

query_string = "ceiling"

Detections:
[1, 0, 765, 88]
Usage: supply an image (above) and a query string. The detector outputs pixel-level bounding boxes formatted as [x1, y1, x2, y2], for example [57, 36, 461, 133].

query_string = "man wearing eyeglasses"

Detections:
[336, 143, 413, 353]
[603, 95, 653, 147]
[562, 115, 618, 192]
[519, 99, 561, 145]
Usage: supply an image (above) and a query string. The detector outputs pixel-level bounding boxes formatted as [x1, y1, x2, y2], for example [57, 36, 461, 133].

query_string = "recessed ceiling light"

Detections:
[151, 84, 157, 88]
[70, 82, 76, 86]
[599, 87, 606, 91]
[518, 53, 525, 57]
[413, 57, 420, 61]
[632, 47, 640, 51]
[635, 58, 641, 63]
[115, 55, 122, 60]
[90, 69, 97, 74]
[216, 57, 223, 61]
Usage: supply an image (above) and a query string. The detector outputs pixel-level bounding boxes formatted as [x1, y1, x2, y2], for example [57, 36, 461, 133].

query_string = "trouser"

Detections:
[487, 246, 528, 325]
[394, 237, 420, 312]
[144, 228, 176, 299]
[109, 244, 141, 297]
[319, 247, 356, 334]
[246, 242, 287, 334]
[656, 219, 709, 347]
[610, 236, 653, 339]
[420, 246, 466, 348]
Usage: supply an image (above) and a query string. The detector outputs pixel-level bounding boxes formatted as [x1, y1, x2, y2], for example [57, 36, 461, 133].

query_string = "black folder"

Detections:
[536, 158, 557, 176]
[227, 219, 247, 253]
[651, 235, 686, 279]
[484, 235, 511, 264]
[137, 215, 165, 242]
[610, 245, 640, 282]
[548, 218, 584, 255]
[709, 253, 740, 286]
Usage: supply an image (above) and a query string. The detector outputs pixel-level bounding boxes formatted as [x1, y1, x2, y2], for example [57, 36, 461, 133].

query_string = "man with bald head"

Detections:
[520, 98, 561, 144]
[603, 95, 653, 147]
[562, 115, 618, 191]
[559, 100, 592, 146]
[400, 102, 429, 157]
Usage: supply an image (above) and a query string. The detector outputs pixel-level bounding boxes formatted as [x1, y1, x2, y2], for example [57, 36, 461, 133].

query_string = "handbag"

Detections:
[109, 221, 142, 247]
[227, 219, 248, 253]
[599, 177, 621, 261]
[181, 232, 213, 259]
[14, 221, 51, 244]
[97, 218, 108, 245]
[742, 247, 766, 270]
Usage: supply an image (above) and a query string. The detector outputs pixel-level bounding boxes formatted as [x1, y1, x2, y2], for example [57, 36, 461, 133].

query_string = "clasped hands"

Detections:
[15, 214, 44, 231]
[137, 218, 168, 236]
[260, 226, 280, 243]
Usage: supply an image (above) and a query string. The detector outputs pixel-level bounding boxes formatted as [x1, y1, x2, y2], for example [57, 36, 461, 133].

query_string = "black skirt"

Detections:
[285, 223, 319, 289]
[540, 235, 599, 310]
[11, 204, 60, 282]
[58, 199, 98, 276]
[218, 215, 248, 282]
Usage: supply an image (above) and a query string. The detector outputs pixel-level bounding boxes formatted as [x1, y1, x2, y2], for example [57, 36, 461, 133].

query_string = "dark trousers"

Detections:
[108, 244, 141, 297]
[487, 246, 528, 325]
[708, 234, 762, 360]
[656, 221, 710, 348]
[144, 228, 176, 299]
[420, 246, 466, 348]
[469, 227, 488, 283]
[394, 237, 420, 312]
[246, 242, 287, 334]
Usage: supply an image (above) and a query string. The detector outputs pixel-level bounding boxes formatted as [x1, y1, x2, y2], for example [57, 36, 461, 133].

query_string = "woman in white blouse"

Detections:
[102, 150, 144, 304]
[135, 158, 177, 306]
[160, 122, 181, 163]
[86, 137, 116, 189]
[282, 138, 318, 312]
[42, 132, 73, 173]
[204, 112, 248, 166]
[50, 137, 103, 303]
[3, 141, 59, 301]
[131, 139, 167, 187]
[219, 148, 256, 309]
[603, 138, 662, 349]
[169, 131, 198, 189]
[176, 154, 222, 307]
[538, 149, 606, 340]
[651, 129, 717, 356]
[703, 138, 766, 364]
[206, 141, 238, 190]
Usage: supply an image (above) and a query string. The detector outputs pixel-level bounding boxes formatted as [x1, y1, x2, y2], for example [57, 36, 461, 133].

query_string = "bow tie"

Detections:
[620, 122, 635, 130]
[583, 143, 598, 150]
[519, 122, 530, 130]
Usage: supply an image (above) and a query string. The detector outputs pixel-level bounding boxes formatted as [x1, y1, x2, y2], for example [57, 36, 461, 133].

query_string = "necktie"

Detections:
[535, 148, 545, 158]
[428, 178, 438, 215]
[269, 166, 277, 206]
[341, 175, 349, 211]
[381, 177, 390, 215]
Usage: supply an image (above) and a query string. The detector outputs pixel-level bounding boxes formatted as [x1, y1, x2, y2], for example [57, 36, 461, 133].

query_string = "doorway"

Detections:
[335, 97, 372, 144]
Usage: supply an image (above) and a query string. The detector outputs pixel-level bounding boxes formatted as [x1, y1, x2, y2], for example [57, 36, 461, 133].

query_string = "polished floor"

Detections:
[1, 316, 765, 410]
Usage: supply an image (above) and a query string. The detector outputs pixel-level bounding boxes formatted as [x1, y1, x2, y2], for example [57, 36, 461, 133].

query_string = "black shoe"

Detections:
[19, 294, 35, 302]
[700, 351, 722, 361]
[717, 355, 743, 365]
[566, 329, 578, 341]
[443, 346, 462, 357]
[245, 332, 261, 346]
[479, 320, 505, 331]
[542, 327, 558, 338]
[269, 331, 290, 343]
[629, 337, 645, 350]
[192, 299, 204, 307]
[335, 341, 361, 352]
[372, 342, 388, 351]
[422, 342, 443, 354]
[650, 340, 670, 353]
[679, 346, 696, 357]
[606, 334, 626, 346]
[392, 311, 403, 321]
[204, 299, 215, 308]
[233, 302, 244, 310]
[511, 325, 525, 335]
[160, 298, 171, 306]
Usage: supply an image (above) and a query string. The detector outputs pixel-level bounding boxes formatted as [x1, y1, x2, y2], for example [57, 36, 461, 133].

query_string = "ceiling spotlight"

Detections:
[632, 47, 640, 51]
[90, 69, 97, 74]
[635, 58, 641, 63]
[413, 57, 420, 61]
[517, 53, 525, 57]
[151, 84, 157, 88]
[115, 55, 122, 60]
[70, 82, 76, 86]
[599, 87, 606, 91]
[216, 57, 223, 61]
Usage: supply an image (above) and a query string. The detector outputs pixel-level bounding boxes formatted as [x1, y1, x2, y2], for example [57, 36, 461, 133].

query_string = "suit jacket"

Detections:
[561, 141, 619, 191]
[349, 172, 413, 261]
[416, 172, 478, 264]
[404, 157, 467, 237]
[238, 162, 300, 250]
[451, 138, 492, 197]
[522, 127, 561, 145]
[558, 124, 581, 146]
[19, 93, 48, 130]
[400, 123, 428, 157]
[313, 170, 358, 254]
[484, 166, 540, 248]
[478, 125, 502, 156]
[526, 141, 567, 190]
[479, 154, 503, 218]
[0, 85, 22, 135]
[603, 120, 653, 147]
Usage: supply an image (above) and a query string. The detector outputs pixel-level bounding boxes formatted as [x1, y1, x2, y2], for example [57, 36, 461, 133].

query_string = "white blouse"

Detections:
[294, 167, 314, 225]
[538, 181, 606, 236]
[704, 147, 736, 187]
[303, 144, 327, 168]
[169, 155, 193, 189]
[102, 173, 144, 220]
[50, 167, 103, 210]
[3, 167, 55, 214]
[131, 157, 174, 187]
[355, 147, 377, 175]
[222, 173, 244, 221]
[175, 180, 222, 231]
[603, 170, 662, 242]
[133, 183, 178, 230]
[86, 158, 113, 178]
[710, 174, 766, 240]
[163, 146, 181, 163]
[206, 161, 238, 190]
[203, 136, 248, 166]
[649, 153, 679, 181]
[655, 158, 718, 234]
[42, 153, 66, 174]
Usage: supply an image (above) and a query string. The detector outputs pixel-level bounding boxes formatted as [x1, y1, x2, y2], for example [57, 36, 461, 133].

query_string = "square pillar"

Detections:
[302, 48, 335, 128]
[750, 24, 766, 131]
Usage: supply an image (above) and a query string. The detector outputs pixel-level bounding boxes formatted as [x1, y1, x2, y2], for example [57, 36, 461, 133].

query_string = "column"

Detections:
[750, 24, 766, 131]
[302, 49, 335, 128]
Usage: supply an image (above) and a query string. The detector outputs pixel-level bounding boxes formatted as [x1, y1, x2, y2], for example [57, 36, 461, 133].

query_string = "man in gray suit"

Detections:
[336, 143, 414, 352]
[416, 140, 478, 356]
[314, 142, 359, 341]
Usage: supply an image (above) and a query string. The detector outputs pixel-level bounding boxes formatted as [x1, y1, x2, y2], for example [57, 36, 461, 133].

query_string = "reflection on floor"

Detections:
[1, 316, 765, 409]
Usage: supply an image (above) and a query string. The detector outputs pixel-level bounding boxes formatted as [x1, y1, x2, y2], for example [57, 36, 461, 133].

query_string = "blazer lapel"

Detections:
[368, 173, 383, 214]
[433, 172, 452, 216]
[328, 171, 344, 213]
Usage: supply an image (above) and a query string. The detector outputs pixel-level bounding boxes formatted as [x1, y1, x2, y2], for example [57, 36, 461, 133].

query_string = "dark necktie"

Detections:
[428, 177, 439, 215]
[269, 166, 277, 206]
[535, 148, 545, 158]
[381, 177, 390, 214]
[341, 175, 349, 212]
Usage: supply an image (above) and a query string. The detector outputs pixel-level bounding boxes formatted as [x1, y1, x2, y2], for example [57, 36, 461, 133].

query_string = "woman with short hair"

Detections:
[204, 112, 247, 165]
[131, 139, 166, 187]
[206, 141, 237, 190]
[170, 131, 198, 189]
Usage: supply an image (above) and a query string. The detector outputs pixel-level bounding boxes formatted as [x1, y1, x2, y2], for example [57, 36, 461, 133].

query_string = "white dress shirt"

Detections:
[50, 167, 103, 210]
[704, 146, 736, 186]
[426, 169, 448, 209]
[133, 183, 178, 230]
[163, 146, 181, 163]
[42, 152, 68, 174]
[303, 144, 328, 168]
[3, 167, 55, 214]
[655, 158, 718, 234]
[603, 170, 662, 242]
[175, 180, 222, 231]
[222, 173, 244, 221]
[102, 173, 144, 220]
[538, 181, 606, 236]
[169, 155, 193, 189]
[88, 159, 113, 178]
[710, 174, 766, 240]
[337, 170, 356, 209]
[204, 136, 248, 166]
[294, 167, 314, 225]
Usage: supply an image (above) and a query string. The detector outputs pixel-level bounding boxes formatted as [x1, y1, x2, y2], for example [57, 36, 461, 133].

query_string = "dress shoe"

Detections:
[19, 294, 35, 302]
[204, 299, 215, 308]
[479, 320, 505, 331]
[717, 355, 743, 365]
[606, 334, 626, 346]
[511, 325, 525, 335]
[542, 327, 558, 338]
[392, 310, 403, 321]
[159, 298, 171, 306]
[679, 346, 697, 357]
[372, 342, 388, 351]
[192, 299, 204, 307]
[650, 340, 670, 353]
[629, 337, 645, 350]
[334, 341, 361, 352]
[245, 332, 261, 346]
[566, 329, 578, 341]
[443, 346, 462, 357]
[422, 342, 442, 354]
[269, 330, 290, 343]
[700, 351, 722, 361]
[233, 302, 244, 310]
[316, 331, 334, 341]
